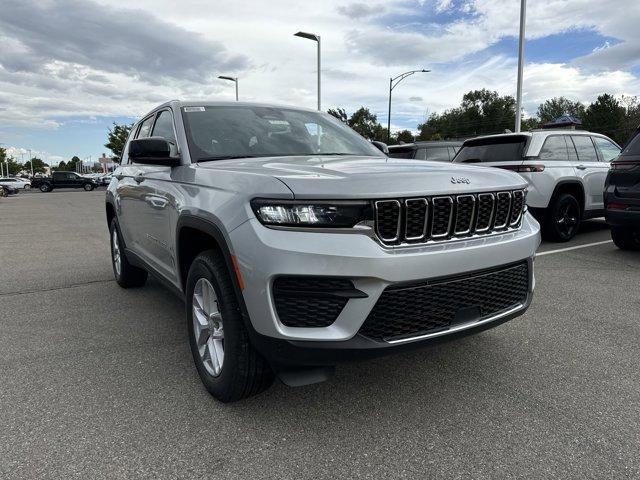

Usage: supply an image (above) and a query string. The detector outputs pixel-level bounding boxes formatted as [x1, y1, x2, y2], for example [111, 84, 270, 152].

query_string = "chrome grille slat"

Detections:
[404, 198, 428, 241]
[454, 195, 476, 235]
[475, 193, 495, 232]
[373, 189, 526, 246]
[431, 196, 454, 239]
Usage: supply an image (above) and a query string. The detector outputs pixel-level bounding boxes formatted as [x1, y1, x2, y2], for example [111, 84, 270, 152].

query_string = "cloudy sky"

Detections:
[1, 0, 639, 164]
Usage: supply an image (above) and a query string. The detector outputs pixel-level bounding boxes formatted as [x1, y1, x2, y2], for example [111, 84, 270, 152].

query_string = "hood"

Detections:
[199, 155, 527, 198]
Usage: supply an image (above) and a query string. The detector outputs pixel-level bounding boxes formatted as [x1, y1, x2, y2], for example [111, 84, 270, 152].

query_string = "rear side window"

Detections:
[425, 147, 450, 162]
[592, 137, 620, 162]
[571, 136, 598, 162]
[454, 136, 527, 163]
[621, 131, 640, 155]
[137, 116, 155, 139]
[388, 147, 415, 159]
[152, 110, 177, 145]
[539, 136, 568, 161]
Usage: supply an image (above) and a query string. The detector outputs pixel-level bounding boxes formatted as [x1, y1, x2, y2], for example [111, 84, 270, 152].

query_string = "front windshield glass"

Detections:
[181, 105, 385, 161]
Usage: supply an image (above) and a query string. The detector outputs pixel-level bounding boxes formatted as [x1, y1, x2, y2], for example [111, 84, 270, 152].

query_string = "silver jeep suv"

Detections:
[106, 101, 540, 402]
[454, 130, 621, 241]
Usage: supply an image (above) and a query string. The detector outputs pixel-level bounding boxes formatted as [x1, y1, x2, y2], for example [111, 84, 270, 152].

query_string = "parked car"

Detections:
[453, 130, 621, 241]
[1, 184, 19, 196]
[388, 141, 462, 162]
[106, 100, 540, 402]
[604, 127, 640, 250]
[0, 177, 31, 189]
[31, 171, 98, 192]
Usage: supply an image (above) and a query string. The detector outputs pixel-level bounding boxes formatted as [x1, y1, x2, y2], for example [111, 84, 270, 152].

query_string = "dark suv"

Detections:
[387, 141, 461, 162]
[605, 127, 640, 250]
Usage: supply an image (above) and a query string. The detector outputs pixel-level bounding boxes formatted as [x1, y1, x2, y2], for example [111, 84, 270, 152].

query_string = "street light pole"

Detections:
[27, 149, 33, 176]
[515, 0, 527, 132]
[218, 76, 239, 101]
[294, 31, 321, 111]
[387, 69, 430, 143]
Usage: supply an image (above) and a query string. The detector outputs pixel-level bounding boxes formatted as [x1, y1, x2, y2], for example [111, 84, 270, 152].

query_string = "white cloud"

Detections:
[0, 0, 637, 146]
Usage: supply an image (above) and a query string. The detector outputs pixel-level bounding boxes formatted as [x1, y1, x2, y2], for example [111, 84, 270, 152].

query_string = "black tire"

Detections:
[39, 183, 51, 193]
[84, 183, 94, 191]
[542, 193, 581, 242]
[611, 226, 640, 251]
[109, 218, 147, 288]
[186, 250, 274, 402]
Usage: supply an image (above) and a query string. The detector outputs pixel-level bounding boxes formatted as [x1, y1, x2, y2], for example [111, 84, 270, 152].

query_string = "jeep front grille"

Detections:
[374, 189, 526, 245]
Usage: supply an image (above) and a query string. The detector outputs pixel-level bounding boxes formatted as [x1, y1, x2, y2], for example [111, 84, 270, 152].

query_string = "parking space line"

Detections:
[537, 240, 613, 257]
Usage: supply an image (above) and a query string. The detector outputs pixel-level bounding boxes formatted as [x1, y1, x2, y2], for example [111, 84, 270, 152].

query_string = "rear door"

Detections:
[607, 130, 640, 203]
[570, 135, 605, 211]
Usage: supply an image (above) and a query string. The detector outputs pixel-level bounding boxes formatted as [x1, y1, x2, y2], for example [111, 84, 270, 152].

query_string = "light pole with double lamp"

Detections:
[294, 31, 321, 111]
[387, 69, 429, 143]
[218, 76, 239, 101]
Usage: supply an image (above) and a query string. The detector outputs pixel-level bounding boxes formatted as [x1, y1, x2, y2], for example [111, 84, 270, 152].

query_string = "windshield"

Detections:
[181, 105, 384, 161]
[454, 136, 528, 163]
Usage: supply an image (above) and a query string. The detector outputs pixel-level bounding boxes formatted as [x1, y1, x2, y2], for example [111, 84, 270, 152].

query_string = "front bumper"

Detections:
[230, 212, 540, 345]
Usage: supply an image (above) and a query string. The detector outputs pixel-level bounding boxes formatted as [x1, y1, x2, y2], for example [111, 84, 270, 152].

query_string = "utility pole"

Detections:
[294, 32, 321, 111]
[515, 0, 527, 132]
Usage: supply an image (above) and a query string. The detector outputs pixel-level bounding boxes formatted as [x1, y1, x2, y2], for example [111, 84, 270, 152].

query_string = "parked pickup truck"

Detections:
[31, 172, 99, 192]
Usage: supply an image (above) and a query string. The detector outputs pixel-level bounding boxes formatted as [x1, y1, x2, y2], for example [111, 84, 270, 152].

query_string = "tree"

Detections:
[393, 129, 415, 144]
[536, 97, 586, 124]
[417, 89, 516, 140]
[24, 157, 48, 174]
[327, 107, 348, 123]
[56, 160, 67, 171]
[105, 123, 133, 162]
[66, 156, 81, 172]
[583, 94, 626, 145]
[347, 107, 386, 141]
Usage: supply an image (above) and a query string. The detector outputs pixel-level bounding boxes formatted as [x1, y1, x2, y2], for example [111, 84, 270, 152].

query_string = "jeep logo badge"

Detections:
[451, 177, 470, 184]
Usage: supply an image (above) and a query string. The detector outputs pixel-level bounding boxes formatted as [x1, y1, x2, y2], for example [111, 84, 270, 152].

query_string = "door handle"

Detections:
[576, 164, 587, 170]
[134, 172, 145, 183]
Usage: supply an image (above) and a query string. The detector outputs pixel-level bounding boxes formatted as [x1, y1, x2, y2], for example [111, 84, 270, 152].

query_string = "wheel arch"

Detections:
[175, 215, 243, 299]
[549, 180, 585, 214]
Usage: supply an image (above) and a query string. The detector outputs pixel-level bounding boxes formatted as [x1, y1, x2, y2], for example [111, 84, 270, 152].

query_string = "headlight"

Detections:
[251, 199, 372, 228]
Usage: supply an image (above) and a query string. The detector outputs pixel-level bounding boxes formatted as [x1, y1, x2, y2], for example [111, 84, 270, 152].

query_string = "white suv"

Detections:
[454, 130, 621, 241]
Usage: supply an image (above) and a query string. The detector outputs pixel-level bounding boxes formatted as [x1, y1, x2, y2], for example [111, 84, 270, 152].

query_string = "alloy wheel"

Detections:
[112, 229, 122, 277]
[192, 278, 225, 377]
[556, 202, 579, 238]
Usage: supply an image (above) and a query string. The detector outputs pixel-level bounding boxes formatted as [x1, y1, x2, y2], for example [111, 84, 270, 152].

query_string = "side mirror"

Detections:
[372, 141, 389, 155]
[129, 137, 180, 166]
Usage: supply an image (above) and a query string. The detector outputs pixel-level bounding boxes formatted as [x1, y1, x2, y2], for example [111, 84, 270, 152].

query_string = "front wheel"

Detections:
[84, 183, 94, 191]
[611, 226, 640, 251]
[543, 193, 581, 242]
[39, 183, 51, 192]
[23, 184, 31, 190]
[186, 250, 274, 402]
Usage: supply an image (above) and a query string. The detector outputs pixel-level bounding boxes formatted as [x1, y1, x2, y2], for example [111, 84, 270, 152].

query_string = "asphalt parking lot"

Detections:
[1, 190, 639, 479]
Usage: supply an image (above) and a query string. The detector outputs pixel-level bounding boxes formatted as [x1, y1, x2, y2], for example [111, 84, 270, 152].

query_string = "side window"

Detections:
[426, 147, 450, 162]
[592, 137, 621, 162]
[137, 116, 155, 139]
[152, 110, 177, 145]
[571, 136, 598, 162]
[448, 147, 459, 159]
[538, 136, 568, 161]
[415, 148, 427, 160]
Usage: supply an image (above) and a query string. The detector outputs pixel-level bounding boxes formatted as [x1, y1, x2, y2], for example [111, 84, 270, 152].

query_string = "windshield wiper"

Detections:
[197, 154, 266, 162]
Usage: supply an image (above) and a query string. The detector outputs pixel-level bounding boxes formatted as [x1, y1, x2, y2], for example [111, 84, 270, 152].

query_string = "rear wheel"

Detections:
[611, 226, 640, 250]
[109, 218, 147, 288]
[186, 250, 274, 402]
[23, 184, 31, 190]
[39, 183, 51, 193]
[543, 193, 581, 242]
[84, 183, 94, 191]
